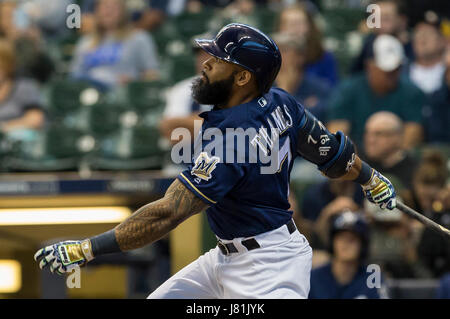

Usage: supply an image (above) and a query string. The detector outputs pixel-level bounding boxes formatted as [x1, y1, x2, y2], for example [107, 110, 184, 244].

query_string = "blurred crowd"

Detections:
[0, 0, 449, 298]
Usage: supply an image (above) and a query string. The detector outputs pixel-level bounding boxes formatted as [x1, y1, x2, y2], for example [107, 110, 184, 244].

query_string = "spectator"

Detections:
[406, 11, 446, 95]
[410, 154, 450, 278]
[81, 0, 170, 33]
[403, 150, 448, 219]
[70, 0, 160, 90]
[208, 0, 261, 34]
[309, 211, 388, 299]
[131, 0, 169, 31]
[0, 40, 45, 134]
[273, 32, 330, 121]
[351, 0, 413, 74]
[365, 200, 431, 279]
[302, 179, 364, 249]
[276, 4, 339, 87]
[363, 111, 418, 189]
[20, 0, 73, 40]
[436, 273, 450, 299]
[0, 0, 54, 83]
[422, 43, 450, 143]
[159, 40, 212, 143]
[327, 34, 425, 150]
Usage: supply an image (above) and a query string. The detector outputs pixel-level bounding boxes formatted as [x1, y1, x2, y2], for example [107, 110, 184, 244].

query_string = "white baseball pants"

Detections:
[148, 221, 313, 299]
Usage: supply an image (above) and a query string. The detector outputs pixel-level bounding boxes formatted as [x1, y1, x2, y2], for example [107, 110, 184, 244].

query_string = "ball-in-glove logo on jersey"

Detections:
[191, 152, 220, 181]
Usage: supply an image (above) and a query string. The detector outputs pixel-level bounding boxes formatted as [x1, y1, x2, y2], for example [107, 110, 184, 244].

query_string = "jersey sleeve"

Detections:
[177, 152, 246, 205]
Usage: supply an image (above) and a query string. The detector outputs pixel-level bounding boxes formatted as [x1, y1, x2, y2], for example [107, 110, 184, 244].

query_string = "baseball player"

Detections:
[34, 23, 397, 299]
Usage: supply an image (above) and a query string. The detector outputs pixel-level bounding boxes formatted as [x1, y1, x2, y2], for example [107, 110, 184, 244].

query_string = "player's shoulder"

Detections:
[268, 86, 294, 101]
[267, 87, 305, 109]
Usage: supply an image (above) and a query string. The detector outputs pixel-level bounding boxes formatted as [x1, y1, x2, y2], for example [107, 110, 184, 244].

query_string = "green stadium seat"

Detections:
[151, 20, 181, 55]
[321, 8, 366, 38]
[88, 102, 129, 138]
[90, 124, 166, 170]
[47, 79, 103, 118]
[172, 10, 214, 40]
[167, 54, 196, 85]
[126, 80, 168, 114]
[4, 125, 88, 171]
[253, 7, 278, 34]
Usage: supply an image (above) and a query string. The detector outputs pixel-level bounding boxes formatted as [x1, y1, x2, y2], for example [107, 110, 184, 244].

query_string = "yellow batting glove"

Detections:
[34, 240, 94, 275]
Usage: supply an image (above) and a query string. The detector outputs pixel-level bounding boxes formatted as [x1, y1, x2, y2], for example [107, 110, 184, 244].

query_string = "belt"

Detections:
[217, 219, 297, 256]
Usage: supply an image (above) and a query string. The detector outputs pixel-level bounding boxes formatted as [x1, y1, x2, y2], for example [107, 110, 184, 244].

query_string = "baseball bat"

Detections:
[396, 201, 450, 240]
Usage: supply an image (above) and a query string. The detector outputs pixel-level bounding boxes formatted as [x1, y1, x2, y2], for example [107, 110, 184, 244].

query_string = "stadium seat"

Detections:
[0, 131, 10, 172]
[321, 8, 366, 39]
[253, 7, 278, 34]
[167, 54, 196, 85]
[90, 124, 166, 170]
[172, 10, 214, 40]
[47, 79, 103, 119]
[4, 125, 89, 172]
[151, 20, 180, 55]
[126, 80, 168, 114]
[88, 102, 129, 138]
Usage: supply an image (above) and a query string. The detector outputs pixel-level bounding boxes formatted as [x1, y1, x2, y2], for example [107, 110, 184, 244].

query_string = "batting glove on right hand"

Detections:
[362, 170, 396, 210]
[34, 240, 94, 275]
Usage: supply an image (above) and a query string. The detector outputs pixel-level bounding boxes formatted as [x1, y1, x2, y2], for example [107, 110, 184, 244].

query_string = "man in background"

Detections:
[406, 11, 446, 95]
[273, 32, 330, 122]
[363, 111, 418, 190]
[327, 34, 425, 150]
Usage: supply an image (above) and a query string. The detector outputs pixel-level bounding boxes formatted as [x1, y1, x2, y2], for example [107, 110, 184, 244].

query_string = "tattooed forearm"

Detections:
[114, 179, 208, 251]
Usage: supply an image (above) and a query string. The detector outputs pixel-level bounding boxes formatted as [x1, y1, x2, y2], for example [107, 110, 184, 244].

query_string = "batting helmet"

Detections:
[194, 23, 282, 94]
[329, 210, 370, 260]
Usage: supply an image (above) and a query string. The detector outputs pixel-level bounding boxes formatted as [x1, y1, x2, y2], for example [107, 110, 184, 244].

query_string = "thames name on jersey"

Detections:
[170, 95, 295, 175]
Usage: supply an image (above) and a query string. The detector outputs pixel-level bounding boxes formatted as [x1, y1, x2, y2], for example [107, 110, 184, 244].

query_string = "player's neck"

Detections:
[331, 258, 359, 285]
[218, 88, 260, 109]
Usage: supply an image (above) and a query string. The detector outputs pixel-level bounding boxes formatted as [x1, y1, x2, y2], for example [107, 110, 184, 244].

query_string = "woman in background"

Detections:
[0, 40, 45, 134]
[0, 0, 54, 83]
[276, 4, 339, 88]
[70, 0, 160, 90]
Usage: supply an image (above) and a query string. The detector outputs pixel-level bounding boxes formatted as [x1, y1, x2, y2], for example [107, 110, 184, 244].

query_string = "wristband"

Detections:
[353, 161, 374, 185]
[89, 229, 121, 256]
[80, 239, 95, 261]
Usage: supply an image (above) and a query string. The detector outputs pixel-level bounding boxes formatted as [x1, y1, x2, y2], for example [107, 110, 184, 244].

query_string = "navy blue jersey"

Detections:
[177, 87, 306, 239]
[309, 263, 386, 299]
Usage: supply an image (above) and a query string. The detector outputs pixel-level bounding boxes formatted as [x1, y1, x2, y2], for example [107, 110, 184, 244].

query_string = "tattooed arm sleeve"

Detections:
[114, 179, 209, 251]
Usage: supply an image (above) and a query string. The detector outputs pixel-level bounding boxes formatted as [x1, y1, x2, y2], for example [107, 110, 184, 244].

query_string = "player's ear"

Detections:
[234, 69, 252, 87]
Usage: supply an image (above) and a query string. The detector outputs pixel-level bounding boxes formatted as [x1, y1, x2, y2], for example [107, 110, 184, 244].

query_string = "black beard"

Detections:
[191, 73, 234, 107]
